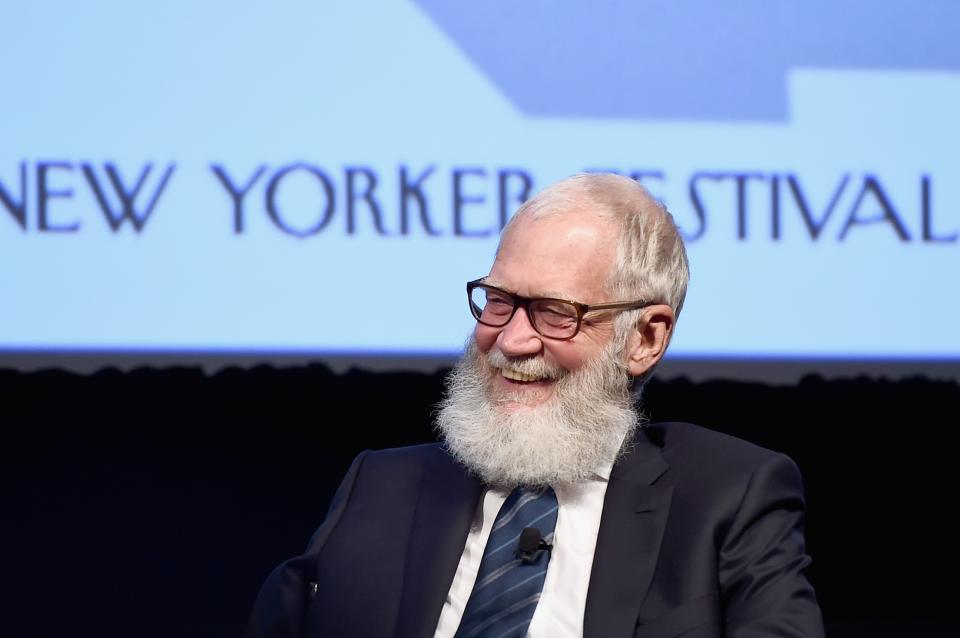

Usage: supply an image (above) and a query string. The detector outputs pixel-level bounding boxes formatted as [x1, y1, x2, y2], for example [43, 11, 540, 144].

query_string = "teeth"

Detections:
[501, 368, 541, 382]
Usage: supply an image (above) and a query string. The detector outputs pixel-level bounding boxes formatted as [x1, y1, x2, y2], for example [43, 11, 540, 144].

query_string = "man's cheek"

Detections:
[473, 326, 499, 354]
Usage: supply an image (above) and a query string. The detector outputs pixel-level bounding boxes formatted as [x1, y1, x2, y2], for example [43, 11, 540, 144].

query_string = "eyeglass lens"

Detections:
[469, 285, 580, 338]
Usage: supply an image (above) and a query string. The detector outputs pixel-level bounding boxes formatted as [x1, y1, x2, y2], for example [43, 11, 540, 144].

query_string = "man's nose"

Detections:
[496, 306, 543, 356]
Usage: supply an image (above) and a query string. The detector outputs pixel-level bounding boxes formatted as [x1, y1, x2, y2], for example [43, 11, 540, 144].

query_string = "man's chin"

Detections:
[491, 388, 555, 412]
[489, 376, 558, 408]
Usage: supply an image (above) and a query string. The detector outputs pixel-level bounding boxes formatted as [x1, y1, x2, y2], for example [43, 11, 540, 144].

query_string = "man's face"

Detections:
[474, 211, 621, 409]
[437, 211, 640, 487]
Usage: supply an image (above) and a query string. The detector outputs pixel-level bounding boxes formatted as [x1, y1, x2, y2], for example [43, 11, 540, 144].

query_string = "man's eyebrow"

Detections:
[480, 278, 574, 301]
[478, 276, 503, 289]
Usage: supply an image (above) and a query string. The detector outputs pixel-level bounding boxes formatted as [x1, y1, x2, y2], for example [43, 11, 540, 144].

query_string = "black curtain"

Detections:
[3, 365, 957, 637]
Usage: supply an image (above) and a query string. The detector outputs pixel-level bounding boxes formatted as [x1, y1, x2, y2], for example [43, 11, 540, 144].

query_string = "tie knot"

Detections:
[492, 486, 558, 537]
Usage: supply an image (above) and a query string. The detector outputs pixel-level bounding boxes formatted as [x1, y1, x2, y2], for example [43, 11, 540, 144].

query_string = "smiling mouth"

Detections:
[500, 368, 550, 383]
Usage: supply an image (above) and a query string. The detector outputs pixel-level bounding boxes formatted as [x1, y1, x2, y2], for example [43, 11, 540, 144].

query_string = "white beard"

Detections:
[435, 338, 641, 489]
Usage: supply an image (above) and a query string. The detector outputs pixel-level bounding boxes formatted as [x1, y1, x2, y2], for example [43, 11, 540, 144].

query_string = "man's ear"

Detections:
[624, 304, 675, 378]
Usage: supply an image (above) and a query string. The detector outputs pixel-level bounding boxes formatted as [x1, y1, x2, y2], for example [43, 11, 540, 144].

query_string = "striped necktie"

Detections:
[454, 486, 559, 638]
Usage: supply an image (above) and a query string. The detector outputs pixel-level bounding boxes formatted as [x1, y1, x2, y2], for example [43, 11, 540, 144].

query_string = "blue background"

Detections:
[2, 1, 958, 369]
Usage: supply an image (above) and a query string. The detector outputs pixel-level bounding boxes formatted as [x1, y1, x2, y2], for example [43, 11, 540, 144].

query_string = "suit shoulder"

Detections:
[644, 421, 795, 475]
[639, 423, 807, 521]
[365, 441, 447, 461]
[356, 442, 458, 474]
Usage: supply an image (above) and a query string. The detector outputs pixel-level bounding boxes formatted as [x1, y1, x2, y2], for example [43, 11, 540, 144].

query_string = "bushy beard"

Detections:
[435, 338, 641, 489]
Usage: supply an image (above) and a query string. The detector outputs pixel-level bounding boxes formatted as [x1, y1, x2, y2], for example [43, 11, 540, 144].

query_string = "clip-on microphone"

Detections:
[518, 527, 553, 564]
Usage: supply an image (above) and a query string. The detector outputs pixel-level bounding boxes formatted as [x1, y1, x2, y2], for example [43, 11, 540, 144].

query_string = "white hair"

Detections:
[500, 173, 689, 319]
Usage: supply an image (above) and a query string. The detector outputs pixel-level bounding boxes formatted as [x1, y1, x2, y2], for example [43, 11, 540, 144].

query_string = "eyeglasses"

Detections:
[467, 279, 655, 340]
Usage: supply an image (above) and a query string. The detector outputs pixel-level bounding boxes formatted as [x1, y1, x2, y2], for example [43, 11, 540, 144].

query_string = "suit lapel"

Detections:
[395, 449, 483, 638]
[584, 429, 673, 638]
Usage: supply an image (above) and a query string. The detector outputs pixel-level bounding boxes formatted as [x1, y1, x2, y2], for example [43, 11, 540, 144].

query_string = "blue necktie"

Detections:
[454, 486, 559, 638]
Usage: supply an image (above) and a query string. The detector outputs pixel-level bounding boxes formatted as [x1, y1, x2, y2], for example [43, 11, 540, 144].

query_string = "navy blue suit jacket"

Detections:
[247, 422, 824, 637]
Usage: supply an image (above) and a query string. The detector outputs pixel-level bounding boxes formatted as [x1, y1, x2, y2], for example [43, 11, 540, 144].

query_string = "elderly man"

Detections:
[247, 173, 824, 637]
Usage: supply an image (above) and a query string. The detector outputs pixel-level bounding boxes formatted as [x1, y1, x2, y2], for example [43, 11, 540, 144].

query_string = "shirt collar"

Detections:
[589, 427, 632, 482]
[591, 457, 615, 482]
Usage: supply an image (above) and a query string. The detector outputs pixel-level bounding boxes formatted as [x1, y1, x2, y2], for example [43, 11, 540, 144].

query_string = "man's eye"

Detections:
[534, 303, 577, 325]
[540, 311, 576, 326]
[485, 297, 513, 313]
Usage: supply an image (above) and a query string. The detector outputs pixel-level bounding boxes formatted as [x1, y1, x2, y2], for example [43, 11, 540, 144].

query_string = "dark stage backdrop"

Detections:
[3, 365, 958, 637]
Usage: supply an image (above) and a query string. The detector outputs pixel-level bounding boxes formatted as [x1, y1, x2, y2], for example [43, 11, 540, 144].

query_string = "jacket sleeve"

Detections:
[245, 450, 368, 638]
[718, 453, 825, 638]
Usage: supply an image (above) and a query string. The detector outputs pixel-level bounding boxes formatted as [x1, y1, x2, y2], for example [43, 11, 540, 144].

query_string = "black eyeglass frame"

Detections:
[466, 278, 657, 341]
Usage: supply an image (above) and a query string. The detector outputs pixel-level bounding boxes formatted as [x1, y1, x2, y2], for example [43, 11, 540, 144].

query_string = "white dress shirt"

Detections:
[433, 458, 615, 638]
